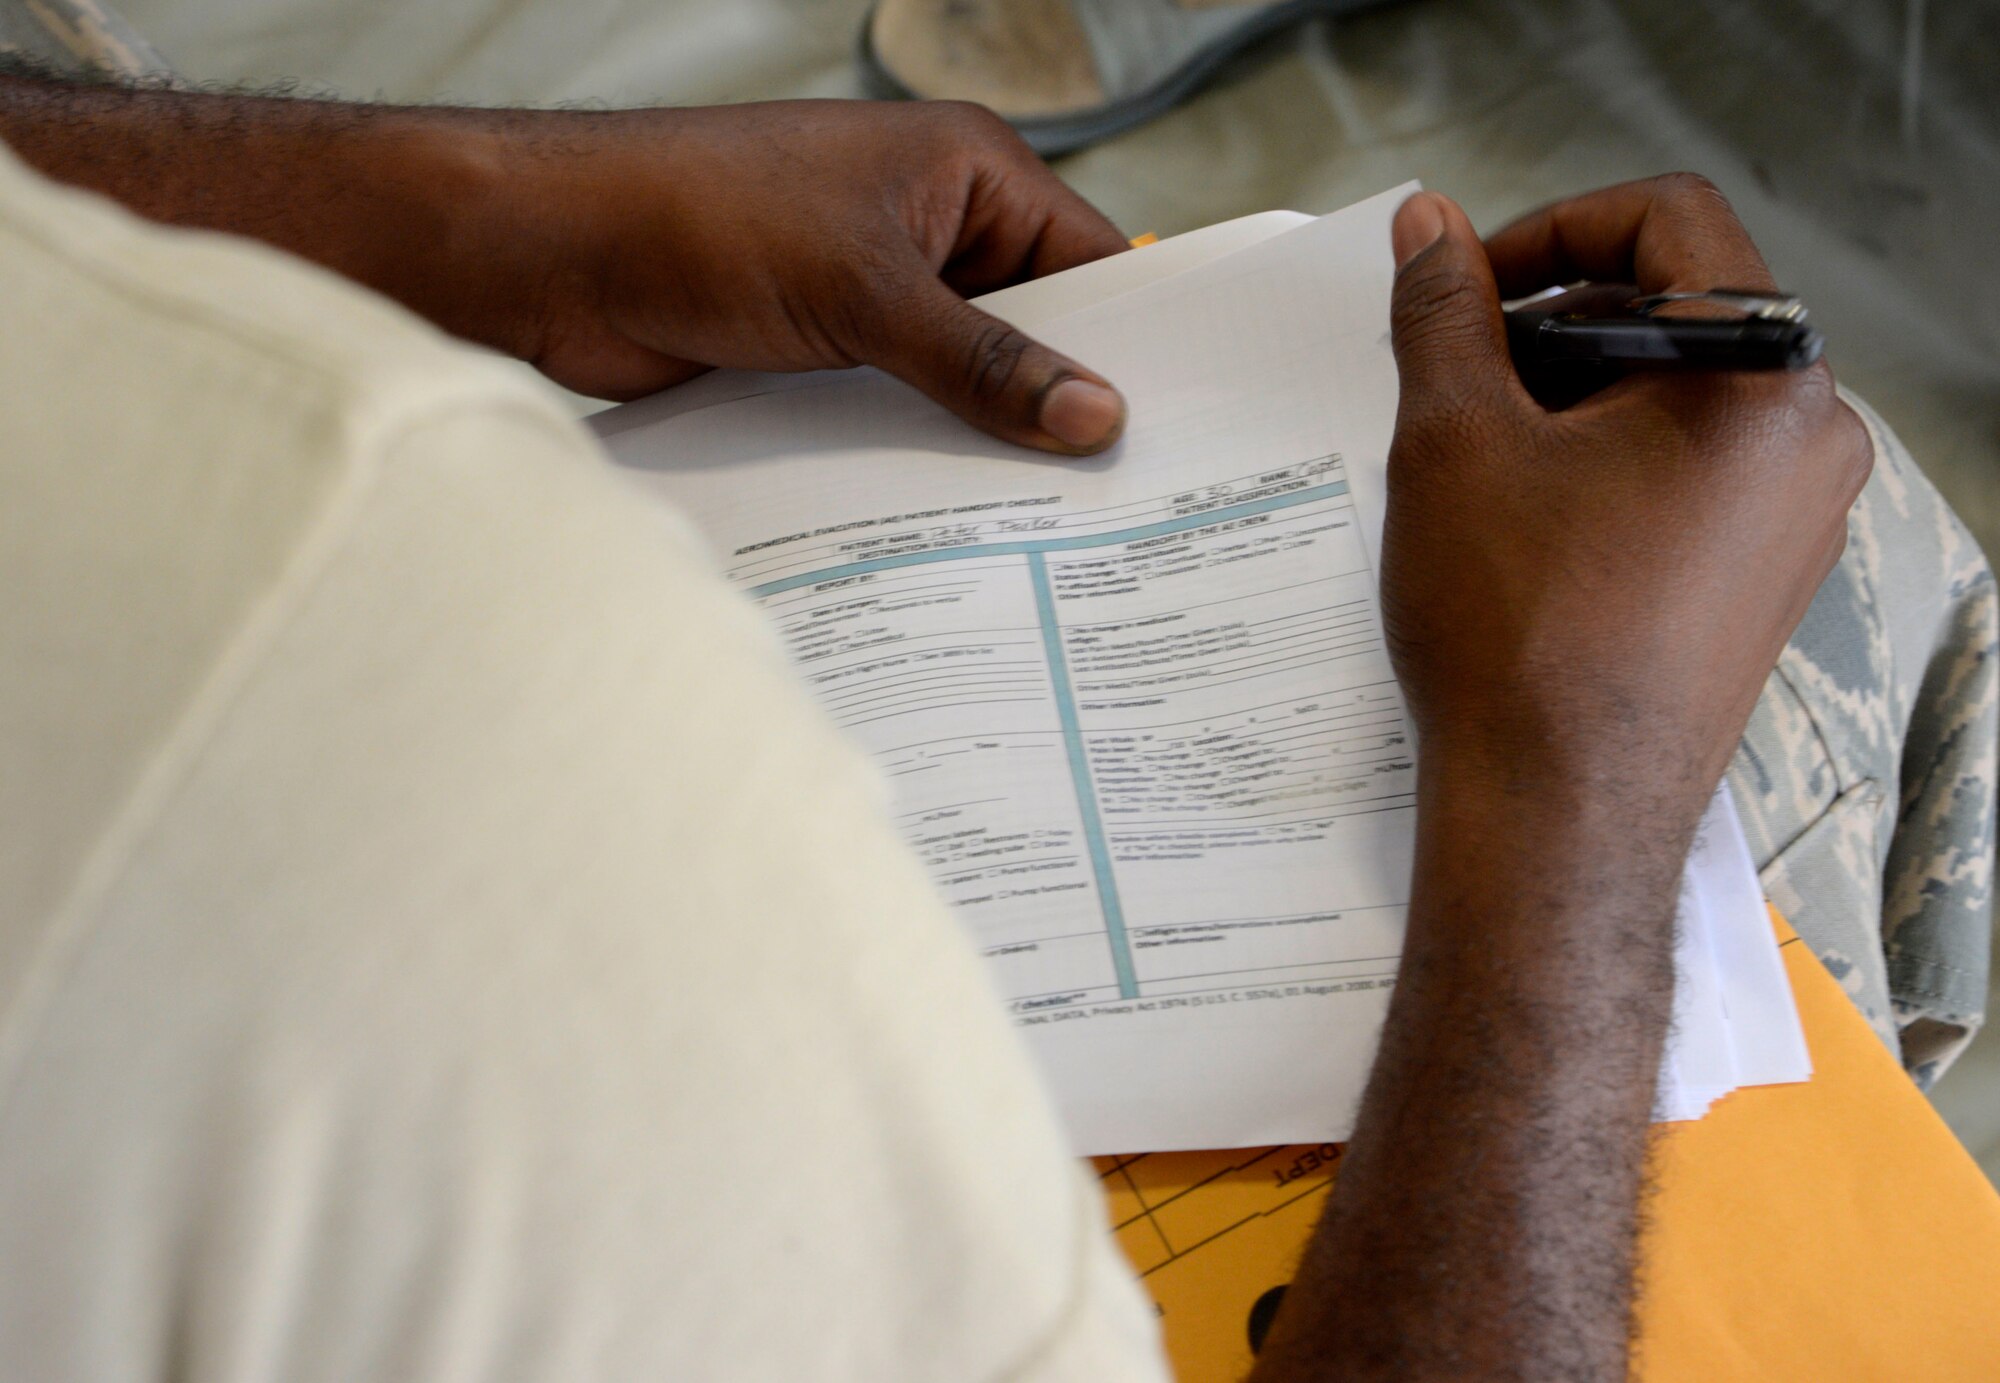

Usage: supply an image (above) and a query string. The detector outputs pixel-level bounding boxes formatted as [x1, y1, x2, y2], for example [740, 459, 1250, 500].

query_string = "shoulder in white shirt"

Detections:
[0, 143, 1165, 1383]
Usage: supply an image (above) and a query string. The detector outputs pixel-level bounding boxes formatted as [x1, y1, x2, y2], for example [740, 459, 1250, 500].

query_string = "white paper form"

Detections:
[602, 190, 1413, 1152]
[980, 204, 1811, 1127]
[596, 189, 1807, 1152]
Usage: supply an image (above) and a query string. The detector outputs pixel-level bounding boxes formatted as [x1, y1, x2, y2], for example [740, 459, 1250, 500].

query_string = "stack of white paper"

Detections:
[1658, 787, 1814, 1121]
[593, 190, 1810, 1154]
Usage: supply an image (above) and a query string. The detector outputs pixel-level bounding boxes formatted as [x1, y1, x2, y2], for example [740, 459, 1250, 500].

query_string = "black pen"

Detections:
[1504, 286, 1825, 373]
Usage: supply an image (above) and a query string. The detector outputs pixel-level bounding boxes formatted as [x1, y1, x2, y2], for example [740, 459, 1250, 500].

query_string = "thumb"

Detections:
[859, 268, 1126, 456]
[1388, 192, 1515, 405]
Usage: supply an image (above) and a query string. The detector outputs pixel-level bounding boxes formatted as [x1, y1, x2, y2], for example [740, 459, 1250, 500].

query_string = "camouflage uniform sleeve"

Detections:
[1728, 389, 1997, 1087]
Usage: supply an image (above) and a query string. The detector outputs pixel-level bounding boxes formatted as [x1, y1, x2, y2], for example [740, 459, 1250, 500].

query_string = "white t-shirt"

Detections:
[0, 144, 1168, 1382]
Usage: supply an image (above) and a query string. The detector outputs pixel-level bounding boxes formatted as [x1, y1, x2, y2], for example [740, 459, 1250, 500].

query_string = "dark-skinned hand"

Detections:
[457, 100, 1132, 453]
[0, 88, 1132, 455]
[1379, 174, 1872, 821]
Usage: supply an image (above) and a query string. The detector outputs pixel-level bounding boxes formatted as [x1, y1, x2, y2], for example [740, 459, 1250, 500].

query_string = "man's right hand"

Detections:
[1380, 175, 1871, 828]
[1252, 177, 1870, 1382]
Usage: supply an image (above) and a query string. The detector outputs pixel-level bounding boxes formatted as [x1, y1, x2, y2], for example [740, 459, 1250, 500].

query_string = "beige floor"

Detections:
[117, 0, 2000, 1181]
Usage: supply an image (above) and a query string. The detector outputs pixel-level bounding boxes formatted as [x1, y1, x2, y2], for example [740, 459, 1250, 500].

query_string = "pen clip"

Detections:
[1627, 289, 1811, 323]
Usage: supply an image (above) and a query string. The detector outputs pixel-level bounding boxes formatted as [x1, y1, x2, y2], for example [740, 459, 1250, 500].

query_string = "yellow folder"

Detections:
[1096, 911, 2000, 1380]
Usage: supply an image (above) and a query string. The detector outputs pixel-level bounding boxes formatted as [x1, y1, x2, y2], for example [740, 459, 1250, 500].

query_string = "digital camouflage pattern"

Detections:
[1, 0, 1993, 1085]
[1730, 391, 1996, 1085]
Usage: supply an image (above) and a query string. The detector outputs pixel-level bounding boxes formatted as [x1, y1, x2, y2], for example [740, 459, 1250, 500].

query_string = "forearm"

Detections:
[1251, 743, 1698, 1381]
[0, 75, 531, 353]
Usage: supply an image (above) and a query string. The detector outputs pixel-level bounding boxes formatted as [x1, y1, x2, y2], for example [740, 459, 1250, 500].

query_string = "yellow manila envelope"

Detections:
[1095, 911, 2000, 1381]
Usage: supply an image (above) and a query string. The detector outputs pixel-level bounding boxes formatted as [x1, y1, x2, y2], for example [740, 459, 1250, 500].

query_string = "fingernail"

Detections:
[1392, 193, 1446, 269]
[1040, 378, 1125, 452]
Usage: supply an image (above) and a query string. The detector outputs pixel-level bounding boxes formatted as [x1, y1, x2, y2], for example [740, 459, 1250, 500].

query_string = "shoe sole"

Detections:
[858, 0, 1392, 158]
